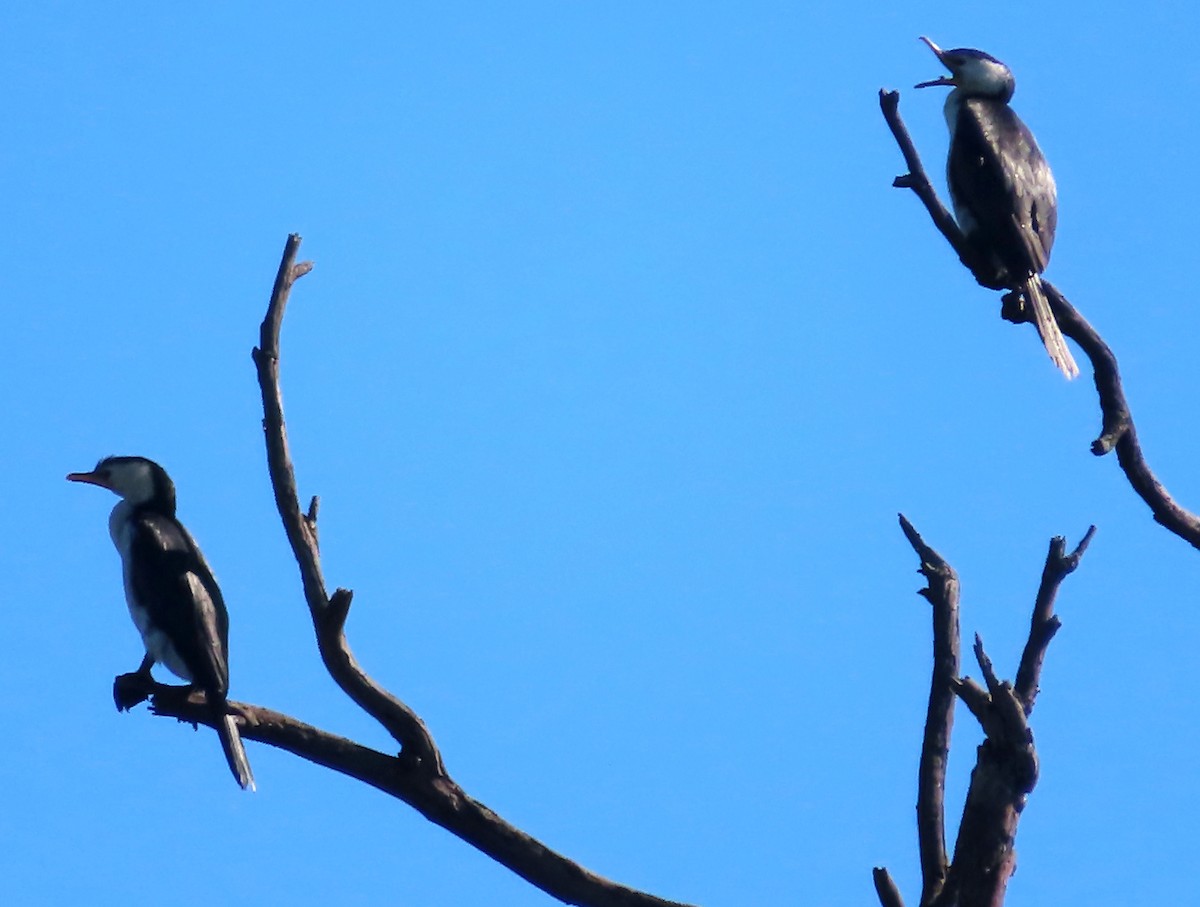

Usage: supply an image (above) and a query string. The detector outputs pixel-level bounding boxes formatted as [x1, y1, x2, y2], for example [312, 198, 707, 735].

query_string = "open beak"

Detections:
[67, 470, 109, 489]
[914, 36, 955, 89]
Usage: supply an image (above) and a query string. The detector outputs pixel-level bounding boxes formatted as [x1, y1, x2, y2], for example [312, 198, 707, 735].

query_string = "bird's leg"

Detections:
[113, 653, 156, 712]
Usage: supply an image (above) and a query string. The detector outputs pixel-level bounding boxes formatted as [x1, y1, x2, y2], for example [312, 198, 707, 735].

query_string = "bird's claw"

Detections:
[1000, 290, 1030, 324]
[113, 672, 152, 711]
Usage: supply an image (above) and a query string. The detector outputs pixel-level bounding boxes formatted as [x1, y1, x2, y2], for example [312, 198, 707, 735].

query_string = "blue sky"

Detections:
[6, 3, 1200, 905]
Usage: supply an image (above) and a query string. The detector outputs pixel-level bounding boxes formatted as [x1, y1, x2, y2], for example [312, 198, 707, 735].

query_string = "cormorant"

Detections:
[68, 456, 255, 790]
[916, 37, 1079, 379]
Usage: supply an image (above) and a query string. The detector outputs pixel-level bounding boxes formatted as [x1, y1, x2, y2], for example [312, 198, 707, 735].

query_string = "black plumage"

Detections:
[917, 38, 1078, 378]
[124, 502, 231, 695]
[68, 455, 254, 790]
[949, 99, 1056, 286]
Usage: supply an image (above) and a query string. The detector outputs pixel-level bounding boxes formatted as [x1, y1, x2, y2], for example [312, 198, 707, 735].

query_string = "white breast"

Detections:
[942, 89, 963, 137]
[940, 88, 980, 237]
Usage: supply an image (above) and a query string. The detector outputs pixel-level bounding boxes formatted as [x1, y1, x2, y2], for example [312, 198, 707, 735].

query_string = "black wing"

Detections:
[949, 98, 1057, 283]
[128, 512, 231, 697]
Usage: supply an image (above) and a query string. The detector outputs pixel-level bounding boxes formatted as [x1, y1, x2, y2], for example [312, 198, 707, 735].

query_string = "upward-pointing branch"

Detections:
[242, 233, 696, 907]
[251, 233, 445, 773]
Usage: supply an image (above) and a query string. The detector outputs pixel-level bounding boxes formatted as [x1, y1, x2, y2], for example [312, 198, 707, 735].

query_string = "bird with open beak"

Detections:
[915, 36, 1078, 379]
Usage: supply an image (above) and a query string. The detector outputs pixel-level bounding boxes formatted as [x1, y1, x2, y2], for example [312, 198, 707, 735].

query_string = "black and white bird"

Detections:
[916, 37, 1079, 379]
[68, 456, 255, 790]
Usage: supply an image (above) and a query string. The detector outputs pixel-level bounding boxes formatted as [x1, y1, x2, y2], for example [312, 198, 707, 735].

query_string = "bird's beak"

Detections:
[914, 36, 955, 89]
[67, 470, 109, 489]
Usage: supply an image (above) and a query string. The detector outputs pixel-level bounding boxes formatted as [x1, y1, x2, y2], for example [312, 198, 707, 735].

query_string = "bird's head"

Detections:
[915, 37, 1015, 102]
[67, 455, 176, 513]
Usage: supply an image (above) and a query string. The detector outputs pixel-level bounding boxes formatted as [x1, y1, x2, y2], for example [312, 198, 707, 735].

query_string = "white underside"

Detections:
[942, 90, 975, 233]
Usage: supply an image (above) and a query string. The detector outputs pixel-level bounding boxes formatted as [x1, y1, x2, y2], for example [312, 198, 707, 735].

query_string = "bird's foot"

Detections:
[113, 672, 154, 711]
[1000, 289, 1031, 324]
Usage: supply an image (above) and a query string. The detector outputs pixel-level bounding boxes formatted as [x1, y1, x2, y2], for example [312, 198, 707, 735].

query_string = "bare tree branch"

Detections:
[878, 90, 986, 283]
[878, 522, 1092, 907]
[120, 675, 691, 907]
[1014, 527, 1095, 715]
[227, 233, 693, 907]
[935, 627, 1038, 907]
[872, 867, 907, 907]
[947, 676, 989, 727]
[251, 234, 445, 775]
[114, 230, 1101, 907]
[880, 88, 1200, 550]
[897, 514, 958, 906]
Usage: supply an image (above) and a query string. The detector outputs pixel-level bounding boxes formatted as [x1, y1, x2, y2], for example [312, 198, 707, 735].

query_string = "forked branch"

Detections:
[238, 233, 696, 907]
[135, 234, 696, 907]
[876, 519, 1093, 907]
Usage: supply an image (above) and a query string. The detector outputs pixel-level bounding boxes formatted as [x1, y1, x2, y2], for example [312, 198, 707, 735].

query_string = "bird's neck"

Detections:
[108, 500, 136, 555]
[107, 497, 173, 548]
[944, 90, 1013, 139]
[942, 89, 964, 137]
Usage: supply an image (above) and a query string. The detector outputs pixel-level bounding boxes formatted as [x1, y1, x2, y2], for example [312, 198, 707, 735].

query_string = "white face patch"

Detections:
[955, 56, 1012, 96]
[104, 460, 158, 506]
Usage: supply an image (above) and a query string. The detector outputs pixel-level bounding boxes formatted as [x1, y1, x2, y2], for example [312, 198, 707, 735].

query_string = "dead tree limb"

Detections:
[133, 681, 688, 907]
[875, 519, 1093, 907]
[897, 515, 958, 906]
[1014, 528, 1095, 715]
[880, 88, 1200, 550]
[130, 234, 696, 907]
[872, 868, 907, 907]
[251, 234, 446, 776]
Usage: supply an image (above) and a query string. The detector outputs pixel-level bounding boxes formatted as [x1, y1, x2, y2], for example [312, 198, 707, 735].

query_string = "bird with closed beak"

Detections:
[68, 455, 255, 790]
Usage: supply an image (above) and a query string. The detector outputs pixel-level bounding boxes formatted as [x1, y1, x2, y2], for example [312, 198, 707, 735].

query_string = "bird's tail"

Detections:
[1024, 276, 1079, 379]
[216, 709, 256, 791]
